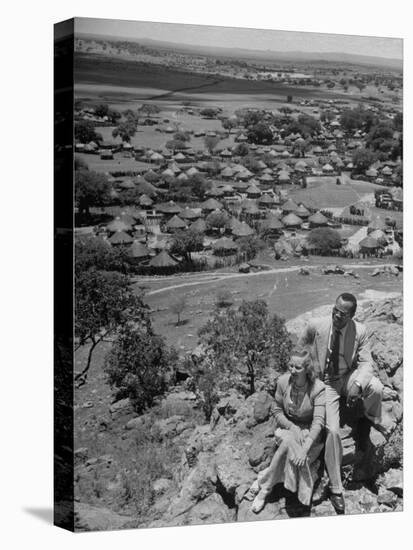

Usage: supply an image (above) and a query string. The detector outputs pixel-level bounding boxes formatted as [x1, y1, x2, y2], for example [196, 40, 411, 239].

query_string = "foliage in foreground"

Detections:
[187, 299, 292, 419]
[105, 322, 178, 413]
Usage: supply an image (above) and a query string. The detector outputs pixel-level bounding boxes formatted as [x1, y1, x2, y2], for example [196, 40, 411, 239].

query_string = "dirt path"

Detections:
[144, 263, 395, 296]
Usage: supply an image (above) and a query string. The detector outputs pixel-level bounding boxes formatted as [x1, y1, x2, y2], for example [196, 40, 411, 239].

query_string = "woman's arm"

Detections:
[306, 384, 326, 446]
[273, 376, 294, 430]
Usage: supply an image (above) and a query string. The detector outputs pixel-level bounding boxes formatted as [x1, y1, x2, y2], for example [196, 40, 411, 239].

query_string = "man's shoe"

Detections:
[329, 492, 345, 514]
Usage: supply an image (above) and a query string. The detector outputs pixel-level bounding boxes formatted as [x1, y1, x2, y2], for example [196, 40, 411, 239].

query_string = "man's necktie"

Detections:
[329, 329, 341, 376]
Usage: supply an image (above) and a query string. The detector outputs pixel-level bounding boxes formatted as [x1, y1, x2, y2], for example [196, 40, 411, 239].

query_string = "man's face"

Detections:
[332, 297, 354, 330]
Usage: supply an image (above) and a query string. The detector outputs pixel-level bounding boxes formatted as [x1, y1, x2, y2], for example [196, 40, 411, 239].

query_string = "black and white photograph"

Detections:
[56, 15, 405, 532]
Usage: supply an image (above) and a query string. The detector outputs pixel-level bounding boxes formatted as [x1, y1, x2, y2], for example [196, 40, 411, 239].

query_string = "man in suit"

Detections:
[298, 292, 383, 513]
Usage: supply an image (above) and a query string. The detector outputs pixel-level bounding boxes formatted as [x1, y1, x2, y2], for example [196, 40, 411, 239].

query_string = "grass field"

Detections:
[134, 257, 402, 352]
[74, 53, 354, 103]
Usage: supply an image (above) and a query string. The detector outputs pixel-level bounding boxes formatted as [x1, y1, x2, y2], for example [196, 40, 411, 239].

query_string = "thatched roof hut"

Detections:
[129, 241, 151, 259]
[282, 213, 302, 227]
[166, 215, 187, 231]
[308, 211, 329, 227]
[148, 250, 179, 267]
[108, 230, 134, 245]
[232, 221, 254, 238]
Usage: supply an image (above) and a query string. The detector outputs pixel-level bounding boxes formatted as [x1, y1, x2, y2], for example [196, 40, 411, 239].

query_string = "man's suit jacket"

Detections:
[298, 317, 374, 390]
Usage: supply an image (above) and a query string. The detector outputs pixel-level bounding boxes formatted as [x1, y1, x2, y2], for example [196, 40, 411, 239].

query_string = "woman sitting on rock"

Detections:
[251, 348, 326, 512]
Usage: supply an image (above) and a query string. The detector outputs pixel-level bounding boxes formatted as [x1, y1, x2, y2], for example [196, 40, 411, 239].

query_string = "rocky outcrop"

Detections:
[146, 295, 403, 527]
[76, 295, 403, 530]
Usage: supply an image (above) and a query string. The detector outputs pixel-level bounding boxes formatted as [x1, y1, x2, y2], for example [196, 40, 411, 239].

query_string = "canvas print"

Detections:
[55, 17, 403, 531]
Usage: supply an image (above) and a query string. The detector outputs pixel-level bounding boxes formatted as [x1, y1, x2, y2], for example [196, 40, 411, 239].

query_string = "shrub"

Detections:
[105, 323, 178, 413]
[215, 289, 234, 309]
[197, 299, 292, 397]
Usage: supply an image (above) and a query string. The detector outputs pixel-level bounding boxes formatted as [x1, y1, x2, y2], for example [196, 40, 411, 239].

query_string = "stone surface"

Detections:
[152, 478, 173, 497]
[214, 442, 255, 495]
[183, 493, 236, 525]
[154, 415, 194, 440]
[369, 321, 403, 376]
[109, 398, 135, 421]
[75, 503, 131, 531]
[74, 447, 89, 465]
[378, 468, 403, 496]
[237, 497, 288, 522]
[253, 391, 273, 423]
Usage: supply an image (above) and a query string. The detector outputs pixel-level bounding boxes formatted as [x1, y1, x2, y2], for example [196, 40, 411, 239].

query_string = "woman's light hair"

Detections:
[289, 346, 318, 384]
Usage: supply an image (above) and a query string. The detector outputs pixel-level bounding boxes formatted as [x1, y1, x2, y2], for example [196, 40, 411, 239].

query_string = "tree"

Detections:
[112, 119, 137, 143]
[237, 236, 265, 259]
[198, 299, 292, 395]
[75, 236, 131, 274]
[308, 227, 342, 255]
[170, 296, 187, 326]
[204, 136, 220, 154]
[247, 122, 273, 144]
[75, 269, 150, 385]
[206, 210, 231, 232]
[138, 103, 161, 117]
[215, 289, 233, 309]
[173, 131, 191, 142]
[104, 322, 177, 412]
[94, 103, 109, 118]
[75, 170, 112, 215]
[233, 142, 250, 157]
[200, 107, 219, 119]
[75, 120, 101, 144]
[170, 229, 204, 262]
[352, 148, 377, 173]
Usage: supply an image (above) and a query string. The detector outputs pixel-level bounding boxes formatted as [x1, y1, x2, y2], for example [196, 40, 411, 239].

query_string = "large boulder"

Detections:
[109, 398, 135, 422]
[369, 322, 403, 377]
[253, 391, 274, 424]
[154, 415, 194, 440]
[75, 503, 131, 531]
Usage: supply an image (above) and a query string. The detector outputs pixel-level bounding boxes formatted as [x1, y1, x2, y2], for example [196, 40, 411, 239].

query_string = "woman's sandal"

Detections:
[251, 491, 266, 513]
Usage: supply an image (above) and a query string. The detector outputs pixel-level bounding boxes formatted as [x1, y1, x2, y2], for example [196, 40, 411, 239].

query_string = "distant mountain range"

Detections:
[77, 33, 402, 70]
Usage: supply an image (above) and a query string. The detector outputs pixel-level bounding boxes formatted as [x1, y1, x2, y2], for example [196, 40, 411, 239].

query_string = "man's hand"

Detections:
[346, 382, 362, 407]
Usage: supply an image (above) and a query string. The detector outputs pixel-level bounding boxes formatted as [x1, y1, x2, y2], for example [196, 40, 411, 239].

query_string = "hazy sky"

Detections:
[76, 17, 402, 60]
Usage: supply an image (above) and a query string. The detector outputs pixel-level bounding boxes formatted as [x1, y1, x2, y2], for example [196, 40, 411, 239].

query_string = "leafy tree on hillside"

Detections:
[204, 136, 221, 154]
[75, 236, 131, 274]
[200, 107, 219, 118]
[247, 122, 273, 145]
[112, 119, 137, 143]
[75, 170, 112, 215]
[75, 120, 102, 144]
[237, 235, 266, 259]
[308, 227, 342, 255]
[170, 296, 187, 326]
[173, 131, 191, 142]
[105, 322, 177, 412]
[138, 104, 161, 116]
[352, 148, 377, 173]
[94, 103, 109, 118]
[233, 142, 250, 157]
[198, 299, 292, 395]
[206, 210, 231, 232]
[75, 269, 150, 385]
[170, 229, 204, 262]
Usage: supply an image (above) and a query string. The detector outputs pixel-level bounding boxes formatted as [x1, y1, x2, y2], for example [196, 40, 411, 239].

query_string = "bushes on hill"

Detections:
[308, 227, 342, 255]
[105, 323, 177, 413]
[187, 300, 292, 418]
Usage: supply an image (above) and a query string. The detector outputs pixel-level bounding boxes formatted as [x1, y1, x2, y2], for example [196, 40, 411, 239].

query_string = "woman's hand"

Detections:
[292, 447, 308, 468]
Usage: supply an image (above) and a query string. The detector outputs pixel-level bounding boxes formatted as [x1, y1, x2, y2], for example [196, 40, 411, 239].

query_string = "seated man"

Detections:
[298, 292, 384, 514]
